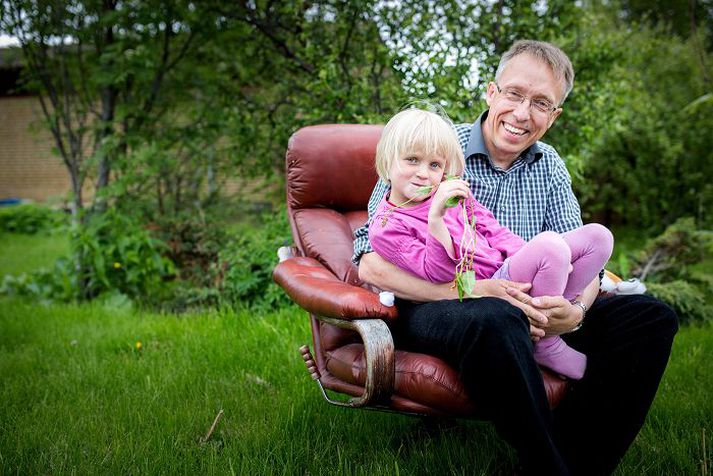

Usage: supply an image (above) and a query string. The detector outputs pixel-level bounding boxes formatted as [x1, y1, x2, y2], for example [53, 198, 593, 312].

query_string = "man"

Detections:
[352, 40, 678, 475]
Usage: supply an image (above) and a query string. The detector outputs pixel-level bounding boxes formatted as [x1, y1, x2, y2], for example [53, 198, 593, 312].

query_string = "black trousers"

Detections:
[394, 294, 678, 476]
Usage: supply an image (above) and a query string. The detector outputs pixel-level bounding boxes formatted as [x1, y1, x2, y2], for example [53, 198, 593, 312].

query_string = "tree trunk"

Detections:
[94, 13, 117, 212]
[96, 88, 115, 190]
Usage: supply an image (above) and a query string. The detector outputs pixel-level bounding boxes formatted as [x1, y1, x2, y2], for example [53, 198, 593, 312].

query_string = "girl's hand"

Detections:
[428, 179, 470, 219]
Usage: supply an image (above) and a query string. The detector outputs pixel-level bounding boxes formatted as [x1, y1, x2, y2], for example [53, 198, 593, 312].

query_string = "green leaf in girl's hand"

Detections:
[444, 196, 462, 208]
[443, 175, 464, 208]
[455, 270, 476, 301]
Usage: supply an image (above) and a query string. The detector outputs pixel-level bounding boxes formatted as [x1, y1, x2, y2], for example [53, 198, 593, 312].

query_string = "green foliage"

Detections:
[1, 209, 175, 303]
[630, 217, 713, 280]
[376, 0, 579, 120]
[138, 205, 294, 313]
[216, 206, 294, 311]
[0, 204, 67, 234]
[0, 206, 297, 312]
[645, 281, 711, 325]
[2, 1, 409, 302]
[615, 217, 713, 324]
[550, 8, 713, 230]
[1, 256, 79, 303]
[71, 209, 176, 300]
[151, 214, 227, 287]
[617, 0, 713, 45]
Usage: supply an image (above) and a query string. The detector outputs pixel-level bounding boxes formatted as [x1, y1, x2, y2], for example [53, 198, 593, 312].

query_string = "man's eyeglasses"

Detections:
[495, 84, 558, 115]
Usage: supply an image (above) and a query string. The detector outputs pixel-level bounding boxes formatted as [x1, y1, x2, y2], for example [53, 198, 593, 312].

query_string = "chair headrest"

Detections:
[286, 124, 383, 211]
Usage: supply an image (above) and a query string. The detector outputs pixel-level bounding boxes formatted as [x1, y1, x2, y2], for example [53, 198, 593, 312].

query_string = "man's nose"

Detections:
[512, 99, 530, 121]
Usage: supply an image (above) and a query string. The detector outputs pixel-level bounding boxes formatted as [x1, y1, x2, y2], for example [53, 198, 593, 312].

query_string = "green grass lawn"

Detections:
[0, 299, 711, 475]
[0, 231, 69, 276]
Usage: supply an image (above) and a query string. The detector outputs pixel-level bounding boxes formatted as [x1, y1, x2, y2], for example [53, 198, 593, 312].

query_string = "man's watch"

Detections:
[569, 299, 587, 332]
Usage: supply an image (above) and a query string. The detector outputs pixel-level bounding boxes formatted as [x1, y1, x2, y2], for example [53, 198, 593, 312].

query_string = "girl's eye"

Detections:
[430, 162, 442, 169]
[405, 157, 418, 164]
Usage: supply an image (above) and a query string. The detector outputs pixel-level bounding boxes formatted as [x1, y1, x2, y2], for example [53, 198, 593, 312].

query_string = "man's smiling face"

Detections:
[482, 53, 563, 169]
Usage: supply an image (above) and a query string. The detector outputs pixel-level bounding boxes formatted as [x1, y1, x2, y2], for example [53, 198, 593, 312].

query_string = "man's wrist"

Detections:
[568, 299, 587, 332]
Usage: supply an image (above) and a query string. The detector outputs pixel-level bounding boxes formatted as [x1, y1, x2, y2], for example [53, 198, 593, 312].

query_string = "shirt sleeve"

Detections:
[352, 179, 389, 264]
[543, 161, 583, 233]
[369, 212, 458, 284]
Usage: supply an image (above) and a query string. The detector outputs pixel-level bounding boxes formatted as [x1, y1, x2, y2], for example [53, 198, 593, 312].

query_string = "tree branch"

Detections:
[338, 6, 358, 95]
[238, 9, 315, 74]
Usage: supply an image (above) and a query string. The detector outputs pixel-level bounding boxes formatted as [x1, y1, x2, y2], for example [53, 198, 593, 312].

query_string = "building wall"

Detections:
[0, 95, 72, 203]
[0, 94, 277, 207]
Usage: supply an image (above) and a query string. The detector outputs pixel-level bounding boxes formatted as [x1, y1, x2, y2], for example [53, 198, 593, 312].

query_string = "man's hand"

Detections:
[505, 288, 583, 336]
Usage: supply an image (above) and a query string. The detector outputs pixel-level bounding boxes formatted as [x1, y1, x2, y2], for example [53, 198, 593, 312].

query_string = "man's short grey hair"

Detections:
[495, 40, 575, 105]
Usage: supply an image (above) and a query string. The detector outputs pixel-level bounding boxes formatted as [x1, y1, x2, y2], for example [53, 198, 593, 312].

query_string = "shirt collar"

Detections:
[463, 110, 543, 165]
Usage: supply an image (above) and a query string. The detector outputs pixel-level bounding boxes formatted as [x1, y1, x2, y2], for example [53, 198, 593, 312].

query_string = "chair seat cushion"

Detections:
[326, 342, 569, 415]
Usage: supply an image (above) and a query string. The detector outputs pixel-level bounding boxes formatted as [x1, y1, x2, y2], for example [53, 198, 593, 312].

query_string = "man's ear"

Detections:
[547, 108, 563, 129]
[485, 82, 497, 107]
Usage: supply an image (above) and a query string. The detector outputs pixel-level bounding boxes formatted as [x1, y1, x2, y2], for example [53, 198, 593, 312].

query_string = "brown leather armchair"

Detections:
[273, 124, 569, 417]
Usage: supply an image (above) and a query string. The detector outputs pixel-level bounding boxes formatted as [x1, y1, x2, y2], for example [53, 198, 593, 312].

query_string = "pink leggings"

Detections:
[492, 224, 614, 379]
[504, 224, 614, 301]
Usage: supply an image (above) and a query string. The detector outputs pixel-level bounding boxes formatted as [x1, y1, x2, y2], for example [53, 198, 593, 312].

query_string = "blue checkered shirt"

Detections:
[352, 111, 583, 264]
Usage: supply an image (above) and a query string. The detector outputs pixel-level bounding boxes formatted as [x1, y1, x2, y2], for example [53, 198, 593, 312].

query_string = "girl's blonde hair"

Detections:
[375, 108, 464, 183]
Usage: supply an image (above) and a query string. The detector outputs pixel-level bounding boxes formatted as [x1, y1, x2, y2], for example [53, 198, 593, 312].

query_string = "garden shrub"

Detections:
[1, 256, 79, 302]
[614, 217, 713, 324]
[629, 217, 713, 281]
[152, 215, 226, 288]
[1, 209, 175, 303]
[646, 281, 711, 325]
[150, 205, 296, 313]
[216, 205, 295, 311]
[0, 203, 67, 234]
[72, 209, 176, 300]
[0, 204, 300, 312]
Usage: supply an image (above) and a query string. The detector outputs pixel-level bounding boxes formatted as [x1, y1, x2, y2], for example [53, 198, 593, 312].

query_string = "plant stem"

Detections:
[201, 409, 224, 443]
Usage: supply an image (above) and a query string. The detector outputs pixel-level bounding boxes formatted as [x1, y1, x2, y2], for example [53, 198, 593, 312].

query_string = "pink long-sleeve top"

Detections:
[368, 193, 526, 284]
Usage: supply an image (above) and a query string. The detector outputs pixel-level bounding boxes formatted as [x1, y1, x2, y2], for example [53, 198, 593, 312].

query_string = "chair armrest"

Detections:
[273, 257, 398, 321]
[320, 317, 395, 406]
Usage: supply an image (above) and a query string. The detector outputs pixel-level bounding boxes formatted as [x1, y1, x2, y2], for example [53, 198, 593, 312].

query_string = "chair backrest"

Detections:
[285, 124, 383, 285]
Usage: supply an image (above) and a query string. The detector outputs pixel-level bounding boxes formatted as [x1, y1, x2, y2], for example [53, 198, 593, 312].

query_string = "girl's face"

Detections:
[388, 151, 446, 206]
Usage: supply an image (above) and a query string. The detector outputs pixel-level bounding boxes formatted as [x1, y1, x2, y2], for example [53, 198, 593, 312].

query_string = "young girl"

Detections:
[368, 108, 613, 379]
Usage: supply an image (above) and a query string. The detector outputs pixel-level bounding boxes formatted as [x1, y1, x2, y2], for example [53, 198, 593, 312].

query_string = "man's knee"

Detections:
[631, 294, 678, 334]
[596, 294, 679, 338]
[649, 296, 679, 338]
